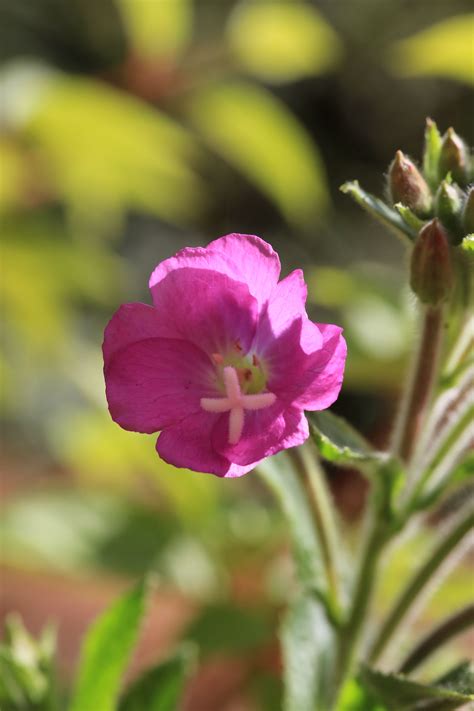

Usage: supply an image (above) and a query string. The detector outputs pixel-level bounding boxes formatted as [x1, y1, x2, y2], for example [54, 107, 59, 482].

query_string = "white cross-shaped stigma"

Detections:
[201, 366, 276, 445]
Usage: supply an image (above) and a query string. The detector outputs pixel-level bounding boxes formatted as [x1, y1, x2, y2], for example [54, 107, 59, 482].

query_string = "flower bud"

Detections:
[388, 150, 432, 216]
[410, 219, 454, 304]
[435, 180, 463, 243]
[439, 128, 468, 186]
[463, 188, 474, 235]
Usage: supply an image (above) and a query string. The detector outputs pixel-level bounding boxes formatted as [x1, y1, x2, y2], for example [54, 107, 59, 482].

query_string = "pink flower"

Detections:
[103, 234, 347, 477]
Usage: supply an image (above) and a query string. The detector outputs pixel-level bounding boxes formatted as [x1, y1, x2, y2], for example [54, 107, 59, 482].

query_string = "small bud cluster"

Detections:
[387, 122, 472, 245]
[342, 120, 473, 307]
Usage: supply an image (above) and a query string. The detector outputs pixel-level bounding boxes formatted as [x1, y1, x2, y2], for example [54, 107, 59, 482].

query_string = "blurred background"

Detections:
[0, 0, 472, 708]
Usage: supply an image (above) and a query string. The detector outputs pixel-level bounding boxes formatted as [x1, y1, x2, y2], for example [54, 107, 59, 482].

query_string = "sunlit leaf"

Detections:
[340, 181, 417, 241]
[386, 15, 474, 85]
[119, 645, 196, 711]
[119, 0, 193, 59]
[25, 76, 204, 230]
[228, 1, 342, 82]
[461, 234, 474, 252]
[0, 616, 57, 711]
[281, 594, 334, 711]
[308, 410, 381, 466]
[336, 677, 386, 711]
[69, 579, 148, 711]
[423, 119, 442, 190]
[188, 80, 329, 228]
[360, 665, 474, 711]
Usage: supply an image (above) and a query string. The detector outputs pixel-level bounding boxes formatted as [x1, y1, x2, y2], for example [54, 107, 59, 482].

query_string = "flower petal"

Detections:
[150, 268, 259, 355]
[156, 410, 259, 477]
[105, 337, 215, 434]
[103, 302, 172, 362]
[207, 233, 281, 306]
[254, 269, 322, 355]
[212, 404, 309, 466]
[149, 233, 280, 308]
[267, 321, 346, 410]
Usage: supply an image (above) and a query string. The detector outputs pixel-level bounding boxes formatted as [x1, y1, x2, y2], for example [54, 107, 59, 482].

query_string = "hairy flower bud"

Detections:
[388, 150, 432, 216]
[439, 128, 468, 186]
[435, 180, 463, 243]
[410, 219, 454, 304]
[463, 188, 474, 235]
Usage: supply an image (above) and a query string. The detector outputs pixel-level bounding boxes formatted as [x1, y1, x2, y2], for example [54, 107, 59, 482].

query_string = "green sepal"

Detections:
[422, 118, 442, 190]
[340, 181, 418, 241]
[394, 203, 426, 232]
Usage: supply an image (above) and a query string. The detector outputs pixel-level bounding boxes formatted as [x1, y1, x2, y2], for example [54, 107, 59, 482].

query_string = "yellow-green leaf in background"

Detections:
[228, 1, 342, 83]
[0, 140, 27, 211]
[386, 14, 474, 86]
[25, 77, 205, 232]
[49, 407, 220, 526]
[188, 80, 329, 228]
[118, 0, 193, 59]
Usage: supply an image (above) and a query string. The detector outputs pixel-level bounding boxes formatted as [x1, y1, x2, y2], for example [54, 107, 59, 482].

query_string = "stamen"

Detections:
[200, 365, 276, 445]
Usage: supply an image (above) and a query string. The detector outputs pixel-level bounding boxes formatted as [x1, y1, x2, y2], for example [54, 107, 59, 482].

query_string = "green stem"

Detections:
[399, 603, 474, 674]
[392, 305, 444, 464]
[291, 445, 341, 619]
[333, 480, 390, 702]
[368, 505, 474, 665]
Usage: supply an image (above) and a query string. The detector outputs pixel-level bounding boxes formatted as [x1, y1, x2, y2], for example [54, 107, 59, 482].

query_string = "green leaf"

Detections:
[258, 454, 324, 590]
[386, 14, 474, 85]
[188, 80, 329, 228]
[0, 616, 58, 711]
[336, 678, 387, 711]
[119, 646, 196, 711]
[435, 661, 474, 697]
[308, 410, 380, 466]
[25, 76, 204, 231]
[227, 1, 342, 82]
[461, 234, 474, 252]
[340, 181, 417, 241]
[184, 603, 273, 656]
[69, 579, 149, 711]
[281, 594, 334, 711]
[423, 119, 442, 190]
[118, 0, 192, 59]
[360, 666, 474, 711]
[394, 203, 425, 233]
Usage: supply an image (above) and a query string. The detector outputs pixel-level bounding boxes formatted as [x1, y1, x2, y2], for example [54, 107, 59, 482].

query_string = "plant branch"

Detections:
[368, 505, 474, 665]
[290, 445, 342, 619]
[392, 305, 445, 464]
[399, 603, 474, 674]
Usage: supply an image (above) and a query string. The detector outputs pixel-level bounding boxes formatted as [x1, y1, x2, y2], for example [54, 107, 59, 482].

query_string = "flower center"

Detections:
[201, 366, 276, 445]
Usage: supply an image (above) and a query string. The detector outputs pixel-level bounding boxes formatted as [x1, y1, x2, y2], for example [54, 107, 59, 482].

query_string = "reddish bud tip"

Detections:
[388, 150, 432, 216]
[410, 219, 454, 304]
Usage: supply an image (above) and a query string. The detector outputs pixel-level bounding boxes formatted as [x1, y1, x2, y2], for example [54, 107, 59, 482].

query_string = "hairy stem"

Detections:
[392, 306, 444, 463]
[368, 505, 474, 665]
[291, 445, 341, 619]
[399, 603, 474, 674]
[333, 480, 390, 702]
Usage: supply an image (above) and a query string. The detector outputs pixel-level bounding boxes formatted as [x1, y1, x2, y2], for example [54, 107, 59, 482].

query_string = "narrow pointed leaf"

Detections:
[360, 666, 474, 711]
[308, 410, 381, 466]
[340, 181, 417, 241]
[394, 203, 425, 233]
[281, 594, 334, 711]
[258, 453, 324, 590]
[119, 645, 196, 711]
[69, 579, 148, 711]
